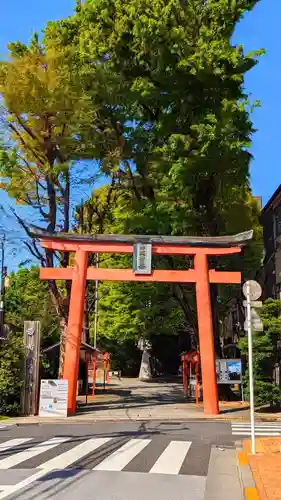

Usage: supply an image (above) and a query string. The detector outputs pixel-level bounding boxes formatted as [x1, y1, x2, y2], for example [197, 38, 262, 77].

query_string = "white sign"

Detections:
[242, 300, 262, 308]
[242, 280, 262, 301]
[39, 379, 68, 417]
[244, 308, 263, 332]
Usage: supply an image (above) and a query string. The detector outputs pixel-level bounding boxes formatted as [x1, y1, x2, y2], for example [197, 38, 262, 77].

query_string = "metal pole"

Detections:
[241, 381, 244, 402]
[0, 237, 5, 339]
[93, 254, 99, 349]
[246, 281, 255, 455]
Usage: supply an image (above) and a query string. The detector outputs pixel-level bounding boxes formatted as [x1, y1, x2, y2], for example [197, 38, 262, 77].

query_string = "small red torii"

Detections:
[30, 227, 252, 416]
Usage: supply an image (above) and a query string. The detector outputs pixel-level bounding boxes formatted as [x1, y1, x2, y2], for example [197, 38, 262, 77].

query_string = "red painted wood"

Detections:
[194, 253, 219, 415]
[40, 267, 241, 284]
[40, 238, 242, 257]
[63, 250, 88, 415]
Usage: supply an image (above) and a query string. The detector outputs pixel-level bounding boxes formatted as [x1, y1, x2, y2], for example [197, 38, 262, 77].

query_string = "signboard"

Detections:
[216, 359, 242, 385]
[243, 308, 263, 332]
[242, 280, 262, 301]
[133, 243, 152, 275]
[39, 379, 68, 417]
[242, 300, 262, 308]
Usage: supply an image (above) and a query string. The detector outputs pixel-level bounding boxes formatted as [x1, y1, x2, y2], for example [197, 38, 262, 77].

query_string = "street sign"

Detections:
[244, 308, 263, 332]
[243, 300, 263, 308]
[242, 280, 262, 301]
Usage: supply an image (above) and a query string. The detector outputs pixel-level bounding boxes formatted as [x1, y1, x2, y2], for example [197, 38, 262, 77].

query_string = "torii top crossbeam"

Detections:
[30, 226, 253, 416]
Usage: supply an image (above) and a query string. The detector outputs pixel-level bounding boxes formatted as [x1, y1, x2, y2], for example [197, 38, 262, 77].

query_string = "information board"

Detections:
[39, 379, 68, 417]
[216, 359, 242, 385]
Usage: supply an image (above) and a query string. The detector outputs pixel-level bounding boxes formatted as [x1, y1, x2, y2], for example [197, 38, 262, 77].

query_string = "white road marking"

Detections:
[232, 423, 281, 427]
[94, 439, 151, 471]
[41, 437, 111, 470]
[232, 428, 281, 431]
[0, 439, 33, 454]
[232, 431, 281, 436]
[0, 436, 70, 469]
[231, 422, 281, 436]
[0, 467, 54, 499]
[0, 437, 112, 499]
[149, 440, 191, 475]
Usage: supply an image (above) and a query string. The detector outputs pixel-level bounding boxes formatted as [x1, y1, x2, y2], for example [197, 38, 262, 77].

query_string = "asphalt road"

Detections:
[0, 420, 247, 500]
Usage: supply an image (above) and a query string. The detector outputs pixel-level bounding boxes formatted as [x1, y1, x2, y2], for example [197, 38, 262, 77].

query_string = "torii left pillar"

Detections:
[64, 249, 88, 413]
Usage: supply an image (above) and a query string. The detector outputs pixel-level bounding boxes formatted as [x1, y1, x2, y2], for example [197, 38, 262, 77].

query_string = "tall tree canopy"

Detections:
[0, 33, 122, 372]
[0, 0, 263, 372]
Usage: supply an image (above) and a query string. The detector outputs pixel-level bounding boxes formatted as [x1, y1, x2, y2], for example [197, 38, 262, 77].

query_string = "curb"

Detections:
[236, 443, 259, 500]
[5, 416, 281, 425]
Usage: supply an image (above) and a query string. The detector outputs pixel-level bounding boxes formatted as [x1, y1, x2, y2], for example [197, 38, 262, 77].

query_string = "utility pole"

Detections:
[0, 236, 5, 339]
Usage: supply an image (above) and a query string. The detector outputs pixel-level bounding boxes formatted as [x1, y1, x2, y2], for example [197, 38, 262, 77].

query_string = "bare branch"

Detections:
[24, 240, 44, 263]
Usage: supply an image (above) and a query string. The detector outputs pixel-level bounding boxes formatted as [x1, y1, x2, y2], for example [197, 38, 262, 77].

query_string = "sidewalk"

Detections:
[205, 447, 244, 500]
[5, 402, 281, 425]
[239, 437, 281, 500]
[5, 378, 281, 424]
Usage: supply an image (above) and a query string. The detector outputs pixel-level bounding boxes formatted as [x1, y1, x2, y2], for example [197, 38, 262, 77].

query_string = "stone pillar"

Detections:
[139, 349, 152, 381]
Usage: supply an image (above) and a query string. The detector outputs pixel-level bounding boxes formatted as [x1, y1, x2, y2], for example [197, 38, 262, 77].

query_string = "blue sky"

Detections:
[0, 0, 280, 268]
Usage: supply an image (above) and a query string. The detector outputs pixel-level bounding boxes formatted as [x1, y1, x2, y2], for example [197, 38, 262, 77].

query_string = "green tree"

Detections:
[239, 299, 281, 407]
[1, 0, 264, 379]
[0, 335, 24, 415]
[5, 266, 59, 348]
[0, 34, 120, 374]
[46, 0, 263, 345]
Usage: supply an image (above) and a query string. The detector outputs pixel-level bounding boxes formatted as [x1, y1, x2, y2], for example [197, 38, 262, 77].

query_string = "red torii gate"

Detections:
[31, 227, 253, 416]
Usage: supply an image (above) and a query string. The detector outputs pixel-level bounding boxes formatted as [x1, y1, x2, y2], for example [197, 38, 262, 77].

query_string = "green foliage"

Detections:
[5, 267, 59, 348]
[97, 280, 185, 339]
[97, 335, 141, 376]
[239, 299, 281, 407]
[0, 335, 24, 415]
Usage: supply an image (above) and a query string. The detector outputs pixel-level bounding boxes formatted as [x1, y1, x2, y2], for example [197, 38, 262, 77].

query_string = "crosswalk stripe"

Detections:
[40, 437, 111, 470]
[232, 421, 281, 424]
[0, 437, 70, 469]
[232, 432, 281, 436]
[232, 427, 281, 430]
[94, 439, 151, 471]
[0, 438, 32, 454]
[232, 423, 281, 427]
[149, 440, 192, 475]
